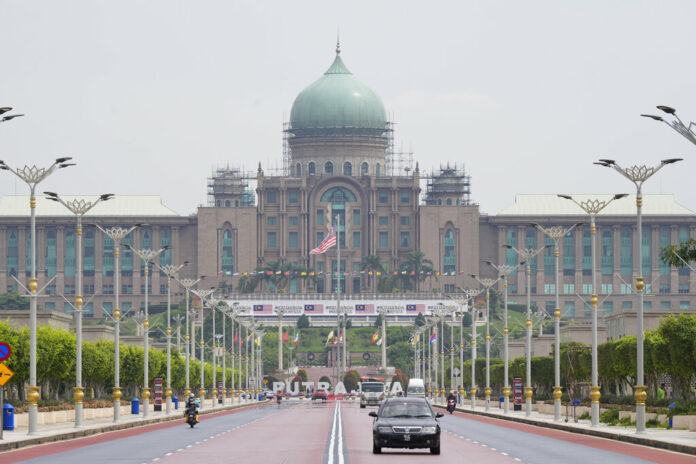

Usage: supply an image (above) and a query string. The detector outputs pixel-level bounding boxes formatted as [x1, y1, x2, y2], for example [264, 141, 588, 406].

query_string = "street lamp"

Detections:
[153, 261, 189, 415]
[641, 106, 696, 146]
[470, 274, 501, 411]
[43, 193, 113, 427]
[558, 193, 627, 426]
[191, 288, 214, 406]
[503, 243, 550, 417]
[174, 277, 205, 399]
[0, 157, 74, 434]
[455, 288, 482, 408]
[484, 260, 526, 414]
[0, 107, 25, 123]
[89, 223, 140, 423]
[531, 222, 583, 421]
[123, 243, 169, 418]
[594, 157, 681, 432]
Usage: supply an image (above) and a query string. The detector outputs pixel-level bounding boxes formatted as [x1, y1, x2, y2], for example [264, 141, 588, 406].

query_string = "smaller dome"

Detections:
[290, 48, 387, 137]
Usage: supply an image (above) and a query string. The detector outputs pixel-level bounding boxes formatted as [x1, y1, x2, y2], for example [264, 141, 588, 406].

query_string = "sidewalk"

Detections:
[431, 398, 696, 456]
[0, 397, 266, 452]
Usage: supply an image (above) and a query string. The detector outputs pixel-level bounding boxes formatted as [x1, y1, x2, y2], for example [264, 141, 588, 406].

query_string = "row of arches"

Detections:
[295, 161, 381, 177]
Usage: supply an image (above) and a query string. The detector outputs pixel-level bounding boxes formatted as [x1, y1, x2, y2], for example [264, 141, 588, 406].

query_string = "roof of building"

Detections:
[0, 195, 180, 217]
[289, 44, 387, 136]
[497, 194, 695, 216]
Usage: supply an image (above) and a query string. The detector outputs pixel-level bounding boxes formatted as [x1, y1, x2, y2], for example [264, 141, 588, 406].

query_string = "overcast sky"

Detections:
[1, 1, 695, 216]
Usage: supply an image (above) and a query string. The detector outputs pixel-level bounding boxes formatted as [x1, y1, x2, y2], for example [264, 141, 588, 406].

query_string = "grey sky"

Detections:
[1, 1, 694, 216]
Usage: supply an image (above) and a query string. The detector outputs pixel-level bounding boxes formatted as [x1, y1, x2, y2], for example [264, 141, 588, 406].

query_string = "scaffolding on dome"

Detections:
[423, 164, 472, 206]
[207, 166, 256, 206]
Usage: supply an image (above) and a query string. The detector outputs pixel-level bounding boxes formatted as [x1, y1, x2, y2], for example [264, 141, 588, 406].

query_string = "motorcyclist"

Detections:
[185, 393, 200, 422]
[446, 390, 457, 413]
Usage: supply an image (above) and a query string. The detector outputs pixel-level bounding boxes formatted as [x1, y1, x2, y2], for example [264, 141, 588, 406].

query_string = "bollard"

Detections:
[172, 396, 178, 410]
[131, 397, 140, 415]
[2, 403, 14, 431]
[499, 396, 504, 409]
[668, 402, 676, 428]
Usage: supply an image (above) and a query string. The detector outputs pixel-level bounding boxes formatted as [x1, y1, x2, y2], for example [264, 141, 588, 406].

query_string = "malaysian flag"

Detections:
[253, 304, 272, 314]
[310, 226, 337, 255]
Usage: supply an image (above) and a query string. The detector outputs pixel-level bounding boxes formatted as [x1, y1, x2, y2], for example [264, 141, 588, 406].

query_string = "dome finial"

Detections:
[336, 31, 341, 55]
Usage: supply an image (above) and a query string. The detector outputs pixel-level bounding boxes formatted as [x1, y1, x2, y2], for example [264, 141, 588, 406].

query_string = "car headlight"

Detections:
[377, 426, 392, 433]
[421, 426, 437, 434]
[379, 394, 385, 399]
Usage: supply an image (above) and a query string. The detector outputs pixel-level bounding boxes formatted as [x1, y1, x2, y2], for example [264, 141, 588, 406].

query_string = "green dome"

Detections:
[289, 50, 387, 137]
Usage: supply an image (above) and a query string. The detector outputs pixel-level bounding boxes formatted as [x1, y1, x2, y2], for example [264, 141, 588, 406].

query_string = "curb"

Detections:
[0, 400, 269, 452]
[433, 403, 696, 456]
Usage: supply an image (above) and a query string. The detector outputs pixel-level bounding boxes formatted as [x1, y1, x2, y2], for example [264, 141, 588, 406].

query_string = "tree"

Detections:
[400, 250, 434, 292]
[297, 368, 308, 383]
[319, 375, 332, 389]
[374, 313, 384, 329]
[297, 314, 310, 329]
[387, 341, 414, 376]
[653, 314, 696, 399]
[0, 292, 29, 310]
[660, 238, 696, 269]
[343, 370, 361, 393]
[415, 313, 426, 327]
[360, 255, 384, 292]
[345, 317, 352, 329]
[461, 312, 472, 327]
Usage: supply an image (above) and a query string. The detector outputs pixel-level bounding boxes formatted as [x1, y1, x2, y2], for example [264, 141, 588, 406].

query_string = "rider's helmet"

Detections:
[190, 393, 195, 399]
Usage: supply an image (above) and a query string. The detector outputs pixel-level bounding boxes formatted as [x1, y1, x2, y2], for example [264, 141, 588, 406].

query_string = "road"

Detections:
[1, 401, 692, 464]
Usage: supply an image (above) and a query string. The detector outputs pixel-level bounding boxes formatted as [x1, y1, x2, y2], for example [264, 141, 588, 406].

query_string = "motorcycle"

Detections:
[186, 407, 199, 428]
[276, 394, 282, 405]
[446, 397, 456, 414]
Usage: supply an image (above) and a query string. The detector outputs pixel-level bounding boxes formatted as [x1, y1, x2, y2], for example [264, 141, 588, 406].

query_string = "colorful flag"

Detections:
[326, 331, 335, 344]
[429, 333, 437, 344]
[376, 337, 382, 346]
[371, 330, 379, 344]
[294, 333, 299, 345]
[282, 331, 288, 342]
[247, 333, 253, 342]
[338, 332, 343, 341]
[234, 334, 238, 343]
[310, 226, 337, 255]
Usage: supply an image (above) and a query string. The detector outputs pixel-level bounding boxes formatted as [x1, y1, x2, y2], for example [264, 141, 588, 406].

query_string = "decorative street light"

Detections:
[503, 243, 550, 417]
[191, 289, 215, 407]
[123, 244, 169, 418]
[469, 274, 501, 411]
[43, 193, 113, 427]
[484, 261, 526, 414]
[531, 223, 583, 422]
[174, 276, 204, 398]
[0, 107, 25, 123]
[0, 157, 74, 434]
[641, 106, 696, 146]
[154, 261, 189, 415]
[595, 157, 681, 432]
[87, 223, 140, 423]
[558, 194, 628, 426]
[454, 288, 482, 408]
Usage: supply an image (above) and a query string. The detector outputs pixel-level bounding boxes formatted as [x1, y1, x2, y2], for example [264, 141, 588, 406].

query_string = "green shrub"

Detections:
[600, 407, 619, 425]
[578, 411, 590, 420]
[618, 417, 632, 426]
[646, 418, 661, 428]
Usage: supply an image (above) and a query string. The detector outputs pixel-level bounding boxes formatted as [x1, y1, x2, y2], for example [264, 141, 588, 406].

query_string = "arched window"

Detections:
[216, 200, 221, 207]
[308, 162, 316, 175]
[438, 199, 442, 205]
[361, 162, 369, 176]
[222, 229, 234, 275]
[375, 163, 381, 177]
[444, 228, 455, 274]
[296, 163, 302, 176]
[225, 200, 231, 207]
[446, 198, 452, 206]
[325, 161, 333, 174]
[343, 162, 352, 176]
[320, 187, 357, 203]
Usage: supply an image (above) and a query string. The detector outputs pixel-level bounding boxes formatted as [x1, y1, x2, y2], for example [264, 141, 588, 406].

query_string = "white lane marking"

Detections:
[501, 452, 509, 456]
[337, 401, 344, 464]
[327, 402, 339, 464]
[186, 445, 193, 448]
[165, 453, 172, 456]
[176, 449, 183, 452]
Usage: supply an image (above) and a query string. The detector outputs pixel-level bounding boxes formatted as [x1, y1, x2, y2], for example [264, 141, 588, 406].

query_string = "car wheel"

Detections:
[430, 445, 440, 455]
[373, 443, 381, 454]
[360, 404, 365, 409]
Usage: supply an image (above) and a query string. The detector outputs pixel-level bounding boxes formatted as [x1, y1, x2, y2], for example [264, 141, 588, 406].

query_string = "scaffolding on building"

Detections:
[423, 164, 472, 206]
[207, 166, 257, 206]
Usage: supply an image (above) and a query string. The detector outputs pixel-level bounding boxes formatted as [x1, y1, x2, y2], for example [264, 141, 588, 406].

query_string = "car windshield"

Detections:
[362, 383, 383, 393]
[407, 386, 425, 394]
[380, 402, 432, 418]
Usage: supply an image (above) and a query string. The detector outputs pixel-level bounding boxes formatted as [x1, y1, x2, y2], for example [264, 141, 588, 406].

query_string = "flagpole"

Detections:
[335, 214, 343, 384]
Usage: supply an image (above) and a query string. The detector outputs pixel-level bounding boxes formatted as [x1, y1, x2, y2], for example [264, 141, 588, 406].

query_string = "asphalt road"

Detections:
[1, 400, 693, 464]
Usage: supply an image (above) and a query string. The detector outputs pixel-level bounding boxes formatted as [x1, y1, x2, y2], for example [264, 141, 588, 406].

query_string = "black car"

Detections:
[369, 397, 443, 455]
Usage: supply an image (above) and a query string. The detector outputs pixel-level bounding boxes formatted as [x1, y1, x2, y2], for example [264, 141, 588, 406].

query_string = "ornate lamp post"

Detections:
[0, 106, 24, 123]
[0, 157, 74, 434]
[154, 261, 189, 415]
[171, 276, 204, 398]
[642, 106, 696, 146]
[89, 224, 140, 422]
[191, 289, 214, 407]
[43, 193, 113, 427]
[503, 243, 550, 416]
[484, 261, 526, 414]
[469, 275, 501, 411]
[595, 157, 681, 432]
[531, 223, 583, 421]
[558, 194, 627, 426]
[455, 288, 482, 408]
[123, 244, 169, 418]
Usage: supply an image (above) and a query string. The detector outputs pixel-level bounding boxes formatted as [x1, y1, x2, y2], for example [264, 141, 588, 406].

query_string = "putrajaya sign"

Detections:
[223, 299, 467, 317]
[272, 380, 404, 396]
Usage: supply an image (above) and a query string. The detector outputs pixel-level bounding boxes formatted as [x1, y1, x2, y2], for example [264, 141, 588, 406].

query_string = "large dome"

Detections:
[289, 48, 387, 137]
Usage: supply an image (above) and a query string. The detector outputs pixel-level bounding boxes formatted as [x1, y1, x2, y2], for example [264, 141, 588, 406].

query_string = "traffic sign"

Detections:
[452, 367, 460, 376]
[0, 363, 13, 386]
[0, 343, 11, 362]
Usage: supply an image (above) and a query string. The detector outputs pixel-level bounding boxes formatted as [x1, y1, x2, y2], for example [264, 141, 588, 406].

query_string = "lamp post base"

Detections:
[114, 401, 120, 422]
[142, 399, 150, 418]
[525, 399, 532, 417]
[553, 386, 562, 422]
[74, 403, 83, 428]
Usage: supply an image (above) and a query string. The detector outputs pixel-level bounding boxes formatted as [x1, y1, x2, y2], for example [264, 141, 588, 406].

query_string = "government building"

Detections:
[0, 45, 694, 331]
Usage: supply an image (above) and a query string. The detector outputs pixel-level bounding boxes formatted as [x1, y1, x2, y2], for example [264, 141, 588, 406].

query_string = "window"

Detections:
[444, 229, 455, 275]
[544, 236, 554, 276]
[353, 209, 360, 226]
[660, 301, 671, 310]
[659, 282, 670, 294]
[601, 229, 613, 275]
[267, 216, 277, 226]
[446, 198, 452, 206]
[378, 190, 388, 203]
[296, 163, 301, 176]
[343, 162, 352, 176]
[45, 228, 57, 277]
[288, 191, 299, 203]
[64, 229, 75, 277]
[679, 282, 690, 293]
[544, 283, 556, 294]
[582, 283, 593, 294]
[325, 161, 333, 174]
[378, 216, 389, 226]
[160, 227, 171, 268]
[222, 229, 234, 275]
[582, 227, 591, 276]
[140, 284, 152, 294]
[379, 232, 389, 248]
[644, 301, 652, 310]
[375, 163, 381, 176]
[316, 209, 324, 226]
[83, 284, 94, 295]
[444, 284, 457, 293]
[267, 232, 277, 248]
[225, 200, 231, 207]
[526, 228, 537, 274]
[64, 284, 75, 295]
[102, 284, 114, 295]
[400, 216, 410, 226]
[122, 234, 133, 276]
[620, 301, 632, 310]
[45, 284, 56, 295]
[353, 231, 360, 248]
[267, 191, 277, 204]
[308, 162, 316, 175]
[103, 302, 113, 316]
[45, 302, 55, 311]
[400, 190, 410, 204]
[160, 284, 167, 295]
[400, 231, 410, 248]
[506, 228, 518, 276]
[564, 301, 575, 317]
[320, 187, 356, 203]
[288, 232, 298, 249]
[620, 226, 632, 276]
[603, 301, 614, 315]
[289, 216, 299, 226]
[84, 229, 95, 277]
[316, 232, 324, 246]
[642, 226, 651, 278]
[659, 226, 670, 276]
[601, 283, 613, 294]
[620, 283, 632, 295]
[103, 232, 114, 277]
[122, 285, 133, 295]
[563, 283, 575, 294]
[563, 230, 575, 276]
[679, 227, 690, 276]
[361, 162, 369, 176]
[216, 200, 221, 207]
[83, 302, 94, 318]
[680, 301, 691, 310]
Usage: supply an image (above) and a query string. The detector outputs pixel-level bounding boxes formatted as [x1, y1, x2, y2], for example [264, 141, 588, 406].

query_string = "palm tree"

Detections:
[400, 249, 434, 292]
[360, 255, 385, 293]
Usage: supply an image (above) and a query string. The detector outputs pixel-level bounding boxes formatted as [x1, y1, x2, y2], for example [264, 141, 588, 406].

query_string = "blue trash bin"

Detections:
[258, 393, 263, 401]
[173, 396, 178, 410]
[3, 403, 14, 431]
[131, 397, 140, 415]
[668, 402, 676, 428]
[499, 396, 504, 409]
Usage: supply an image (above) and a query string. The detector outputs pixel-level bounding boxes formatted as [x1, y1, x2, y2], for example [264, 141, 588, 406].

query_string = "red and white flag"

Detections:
[310, 226, 337, 255]
[282, 331, 288, 342]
